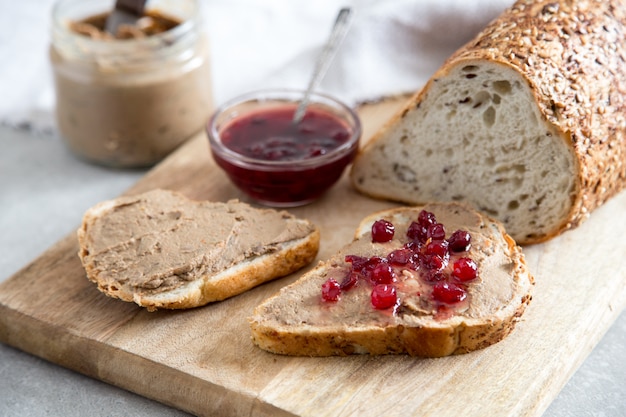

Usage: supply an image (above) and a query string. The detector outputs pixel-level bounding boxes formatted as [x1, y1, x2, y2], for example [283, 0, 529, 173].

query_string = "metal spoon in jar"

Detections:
[105, 0, 148, 35]
[292, 7, 353, 124]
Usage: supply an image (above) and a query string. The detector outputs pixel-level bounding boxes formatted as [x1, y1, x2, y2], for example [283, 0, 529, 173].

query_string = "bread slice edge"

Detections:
[249, 203, 534, 357]
[77, 190, 321, 311]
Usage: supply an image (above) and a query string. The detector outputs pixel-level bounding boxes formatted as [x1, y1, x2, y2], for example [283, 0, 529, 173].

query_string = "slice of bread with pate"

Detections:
[77, 189, 320, 311]
[350, 0, 626, 245]
[249, 202, 533, 357]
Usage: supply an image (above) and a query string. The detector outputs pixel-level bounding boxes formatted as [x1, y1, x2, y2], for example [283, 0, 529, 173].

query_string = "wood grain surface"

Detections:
[1, 97, 625, 417]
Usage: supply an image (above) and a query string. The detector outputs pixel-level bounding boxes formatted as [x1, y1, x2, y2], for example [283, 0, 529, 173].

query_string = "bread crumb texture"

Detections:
[351, 0, 626, 244]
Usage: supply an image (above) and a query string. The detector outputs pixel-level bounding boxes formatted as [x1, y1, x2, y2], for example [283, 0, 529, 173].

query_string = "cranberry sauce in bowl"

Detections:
[207, 89, 361, 207]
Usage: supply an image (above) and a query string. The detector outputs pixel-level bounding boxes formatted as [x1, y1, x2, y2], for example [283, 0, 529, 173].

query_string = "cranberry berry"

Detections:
[321, 278, 341, 302]
[387, 248, 411, 265]
[362, 256, 385, 274]
[432, 282, 467, 304]
[424, 270, 446, 283]
[406, 221, 428, 243]
[422, 253, 446, 272]
[425, 240, 449, 259]
[371, 219, 395, 243]
[340, 270, 360, 290]
[371, 284, 397, 309]
[452, 257, 478, 282]
[427, 223, 446, 240]
[418, 210, 437, 227]
[345, 254, 368, 272]
[448, 230, 471, 252]
[371, 262, 395, 284]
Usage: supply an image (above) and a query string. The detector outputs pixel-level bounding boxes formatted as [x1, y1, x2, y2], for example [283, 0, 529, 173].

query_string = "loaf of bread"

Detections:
[249, 203, 533, 357]
[350, 0, 626, 244]
[77, 189, 320, 311]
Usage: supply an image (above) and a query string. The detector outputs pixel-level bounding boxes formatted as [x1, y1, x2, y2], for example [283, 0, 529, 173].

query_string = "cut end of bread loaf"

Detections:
[351, 60, 578, 245]
[249, 203, 534, 357]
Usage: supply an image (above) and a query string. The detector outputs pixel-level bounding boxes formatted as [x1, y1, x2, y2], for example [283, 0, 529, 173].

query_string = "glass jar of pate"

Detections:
[50, 0, 213, 167]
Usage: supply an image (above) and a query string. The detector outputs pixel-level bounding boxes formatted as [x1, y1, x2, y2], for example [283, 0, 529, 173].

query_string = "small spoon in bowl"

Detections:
[292, 7, 353, 124]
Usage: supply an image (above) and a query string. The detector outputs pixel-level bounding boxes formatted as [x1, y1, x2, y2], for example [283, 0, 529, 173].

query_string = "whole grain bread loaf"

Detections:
[350, 0, 626, 244]
[77, 189, 320, 311]
[249, 202, 533, 357]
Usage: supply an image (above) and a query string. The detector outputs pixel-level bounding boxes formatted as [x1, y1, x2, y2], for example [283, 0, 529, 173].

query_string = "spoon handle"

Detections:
[292, 7, 353, 124]
[105, 0, 148, 34]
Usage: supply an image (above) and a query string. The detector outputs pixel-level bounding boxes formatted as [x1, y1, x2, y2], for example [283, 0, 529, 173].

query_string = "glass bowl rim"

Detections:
[206, 88, 362, 171]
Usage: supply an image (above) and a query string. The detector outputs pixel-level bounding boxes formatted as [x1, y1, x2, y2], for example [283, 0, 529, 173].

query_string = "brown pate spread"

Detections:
[262, 203, 520, 326]
[80, 190, 316, 294]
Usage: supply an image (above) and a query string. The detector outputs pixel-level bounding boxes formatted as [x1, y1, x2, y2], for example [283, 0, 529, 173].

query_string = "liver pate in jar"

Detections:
[50, 0, 213, 167]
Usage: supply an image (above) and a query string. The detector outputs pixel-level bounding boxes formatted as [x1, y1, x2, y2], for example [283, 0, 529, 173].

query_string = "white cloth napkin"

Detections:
[0, 0, 513, 133]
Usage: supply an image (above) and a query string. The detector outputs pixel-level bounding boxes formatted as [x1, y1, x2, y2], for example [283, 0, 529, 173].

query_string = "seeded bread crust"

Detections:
[77, 189, 320, 311]
[350, 0, 626, 244]
[249, 203, 534, 357]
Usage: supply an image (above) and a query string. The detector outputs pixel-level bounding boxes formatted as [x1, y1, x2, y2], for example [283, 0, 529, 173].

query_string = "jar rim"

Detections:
[51, 0, 201, 61]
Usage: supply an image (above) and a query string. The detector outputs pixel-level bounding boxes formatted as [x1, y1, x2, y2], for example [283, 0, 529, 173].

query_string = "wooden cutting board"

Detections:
[1, 97, 625, 417]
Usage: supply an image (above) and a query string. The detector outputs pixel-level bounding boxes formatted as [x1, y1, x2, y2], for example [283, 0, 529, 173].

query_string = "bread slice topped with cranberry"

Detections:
[77, 189, 320, 311]
[249, 202, 533, 357]
[350, 0, 626, 245]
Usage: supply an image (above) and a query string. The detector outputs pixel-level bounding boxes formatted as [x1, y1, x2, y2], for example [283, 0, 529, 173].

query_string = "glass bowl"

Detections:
[207, 89, 362, 207]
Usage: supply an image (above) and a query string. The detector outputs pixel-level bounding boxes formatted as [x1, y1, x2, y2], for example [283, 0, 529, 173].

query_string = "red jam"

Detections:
[210, 104, 359, 206]
[320, 210, 480, 318]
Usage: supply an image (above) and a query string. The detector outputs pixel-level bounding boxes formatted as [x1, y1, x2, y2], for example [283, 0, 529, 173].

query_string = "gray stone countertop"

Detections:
[0, 126, 624, 416]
